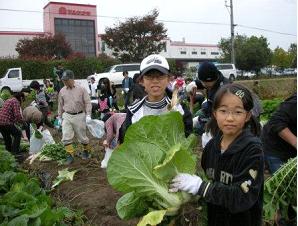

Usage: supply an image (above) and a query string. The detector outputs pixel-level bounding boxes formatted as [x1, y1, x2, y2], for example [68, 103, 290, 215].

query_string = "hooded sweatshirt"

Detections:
[261, 93, 297, 161]
[197, 129, 264, 226]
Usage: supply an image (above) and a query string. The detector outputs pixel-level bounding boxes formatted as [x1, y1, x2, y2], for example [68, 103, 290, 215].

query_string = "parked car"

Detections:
[215, 63, 237, 81]
[0, 67, 90, 94]
[283, 68, 296, 75]
[271, 70, 283, 76]
[243, 71, 256, 77]
[0, 68, 43, 93]
[88, 63, 140, 86]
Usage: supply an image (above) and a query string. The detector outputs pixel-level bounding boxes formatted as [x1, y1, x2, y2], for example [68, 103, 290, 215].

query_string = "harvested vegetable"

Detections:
[52, 168, 78, 189]
[107, 112, 197, 224]
[263, 157, 297, 222]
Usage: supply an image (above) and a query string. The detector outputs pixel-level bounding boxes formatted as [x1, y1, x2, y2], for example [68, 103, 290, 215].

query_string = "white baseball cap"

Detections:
[140, 54, 170, 76]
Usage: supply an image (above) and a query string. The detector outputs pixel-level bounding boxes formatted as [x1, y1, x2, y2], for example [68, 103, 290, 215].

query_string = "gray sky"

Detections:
[0, 0, 297, 50]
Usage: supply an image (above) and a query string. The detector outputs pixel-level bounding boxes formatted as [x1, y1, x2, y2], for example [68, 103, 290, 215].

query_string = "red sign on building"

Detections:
[58, 7, 91, 16]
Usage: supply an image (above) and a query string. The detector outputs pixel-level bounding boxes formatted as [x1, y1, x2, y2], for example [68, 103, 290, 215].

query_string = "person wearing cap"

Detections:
[29, 80, 53, 128]
[119, 54, 193, 143]
[121, 70, 133, 109]
[58, 69, 92, 164]
[194, 62, 230, 135]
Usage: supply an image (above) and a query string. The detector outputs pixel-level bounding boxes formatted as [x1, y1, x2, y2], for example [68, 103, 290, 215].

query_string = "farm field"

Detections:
[0, 77, 296, 226]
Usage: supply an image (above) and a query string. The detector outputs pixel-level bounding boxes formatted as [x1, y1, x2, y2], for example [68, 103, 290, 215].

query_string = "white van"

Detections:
[215, 63, 237, 81]
[88, 63, 140, 86]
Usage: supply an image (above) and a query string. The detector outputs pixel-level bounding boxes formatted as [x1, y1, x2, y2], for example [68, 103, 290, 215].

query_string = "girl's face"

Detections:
[141, 72, 169, 102]
[213, 92, 251, 138]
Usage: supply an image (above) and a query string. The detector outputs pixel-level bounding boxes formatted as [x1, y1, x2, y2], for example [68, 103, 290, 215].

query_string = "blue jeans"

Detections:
[265, 155, 284, 174]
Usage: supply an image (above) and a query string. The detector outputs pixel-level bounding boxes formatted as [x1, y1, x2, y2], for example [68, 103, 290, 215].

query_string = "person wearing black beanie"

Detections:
[194, 62, 230, 135]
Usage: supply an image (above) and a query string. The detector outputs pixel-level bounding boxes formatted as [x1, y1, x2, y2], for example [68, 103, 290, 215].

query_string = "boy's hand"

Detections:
[169, 173, 202, 195]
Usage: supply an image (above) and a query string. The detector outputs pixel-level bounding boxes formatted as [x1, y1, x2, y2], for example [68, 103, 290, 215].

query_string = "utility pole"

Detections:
[225, 0, 236, 65]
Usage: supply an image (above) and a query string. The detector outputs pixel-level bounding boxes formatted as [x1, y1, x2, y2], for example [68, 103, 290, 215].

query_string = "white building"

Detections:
[98, 36, 221, 67]
[0, 1, 221, 65]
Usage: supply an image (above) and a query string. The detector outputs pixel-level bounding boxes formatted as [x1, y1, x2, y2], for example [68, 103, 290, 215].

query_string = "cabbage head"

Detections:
[107, 111, 198, 224]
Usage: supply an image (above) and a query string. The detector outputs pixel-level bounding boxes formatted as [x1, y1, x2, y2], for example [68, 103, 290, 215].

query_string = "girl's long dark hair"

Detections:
[206, 83, 261, 137]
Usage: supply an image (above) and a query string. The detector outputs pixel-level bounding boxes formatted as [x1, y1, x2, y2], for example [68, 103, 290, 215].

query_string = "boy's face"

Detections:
[141, 70, 169, 101]
[200, 80, 217, 90]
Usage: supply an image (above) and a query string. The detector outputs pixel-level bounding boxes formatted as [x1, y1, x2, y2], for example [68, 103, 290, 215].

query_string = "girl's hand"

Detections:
[169, 173, 202, 195]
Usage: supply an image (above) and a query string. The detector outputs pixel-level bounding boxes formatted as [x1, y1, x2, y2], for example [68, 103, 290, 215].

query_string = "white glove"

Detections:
[124, 88, 129, 93]
[121, 90, 125, 95]
[86, 115, 92, 124]
[169, 173, 202, 195]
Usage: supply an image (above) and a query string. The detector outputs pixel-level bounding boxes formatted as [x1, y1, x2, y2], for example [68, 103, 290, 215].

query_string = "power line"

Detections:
[0, 8, 296, 37]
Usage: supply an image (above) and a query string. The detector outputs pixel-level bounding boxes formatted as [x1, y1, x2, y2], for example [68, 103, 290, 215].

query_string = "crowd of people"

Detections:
[0, 54, 296, 226]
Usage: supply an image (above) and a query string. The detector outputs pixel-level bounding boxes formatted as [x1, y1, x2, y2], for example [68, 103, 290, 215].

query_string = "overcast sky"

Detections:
[0, 0, 296, 50]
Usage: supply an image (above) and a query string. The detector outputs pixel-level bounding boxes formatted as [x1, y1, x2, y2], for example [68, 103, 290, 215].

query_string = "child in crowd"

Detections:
[121, 70, 133, 109]
[170, 83, 264, 226]
[97, 78, 118, 121]
[44, 80, 55, 110]
[30, 81, 53, 127]
[119, 54, 193, 142]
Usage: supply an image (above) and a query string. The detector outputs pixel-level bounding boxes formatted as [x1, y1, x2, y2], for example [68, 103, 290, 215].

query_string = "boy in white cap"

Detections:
[119, 54, 193, 142]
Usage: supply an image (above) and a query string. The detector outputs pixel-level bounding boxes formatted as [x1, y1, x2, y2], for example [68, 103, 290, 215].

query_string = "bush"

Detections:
[0, 54, 119, 80]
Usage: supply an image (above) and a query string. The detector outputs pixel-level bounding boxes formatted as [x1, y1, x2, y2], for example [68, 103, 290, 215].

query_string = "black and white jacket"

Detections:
[119, 95, 193, 143]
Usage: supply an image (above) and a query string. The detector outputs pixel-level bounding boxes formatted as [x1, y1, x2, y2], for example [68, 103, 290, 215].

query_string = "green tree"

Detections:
[101, 9, 167, 62]
[271, 47, 289, 69]
[218, 35, 272, 73]
[16, 34, 72, 59]
[288, 43, 297, 68]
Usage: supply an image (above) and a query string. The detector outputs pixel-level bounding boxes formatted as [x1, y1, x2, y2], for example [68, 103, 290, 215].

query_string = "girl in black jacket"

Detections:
[170, 83, 264, 226]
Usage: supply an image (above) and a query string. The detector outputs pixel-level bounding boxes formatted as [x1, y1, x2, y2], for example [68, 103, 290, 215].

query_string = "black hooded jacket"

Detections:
[195, 73, 230, 117]
[197, 130, 264, 226]
[261, 93, 297, 161]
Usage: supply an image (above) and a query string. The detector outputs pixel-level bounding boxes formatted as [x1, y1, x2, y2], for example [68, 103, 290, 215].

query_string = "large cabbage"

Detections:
[107, 112, 197, 225]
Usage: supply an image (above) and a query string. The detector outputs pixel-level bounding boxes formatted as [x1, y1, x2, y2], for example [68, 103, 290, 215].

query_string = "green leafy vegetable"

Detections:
[51, 168, 78, 189]
[137, 210, 167, 226]
[107, 112, 197, 223]
[263, 157, 297, 222]
[0, 146, 17, 173]
[261, 98, 283, 121]
[0, 90, 12, 101]
[39, 143, 68, 161]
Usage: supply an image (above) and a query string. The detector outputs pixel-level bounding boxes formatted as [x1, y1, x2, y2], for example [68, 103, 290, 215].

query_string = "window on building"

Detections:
[191, 51, 197, 55]
[201, 51, 206, 55]
[211, 52, 219, 55]
[101, 42, 106, 52]
[54, 18, 96, 57]
[180, 51, 187, 55]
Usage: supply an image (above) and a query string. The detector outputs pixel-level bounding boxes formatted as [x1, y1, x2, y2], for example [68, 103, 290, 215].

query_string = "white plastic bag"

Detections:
[87, 119, 105, 138]
[201, 132, 213, 149]
[29, 132, 45, 154]
[42, 129, 55, 144]
[29, 129, 55, 154]
[101, 148, 114, 168]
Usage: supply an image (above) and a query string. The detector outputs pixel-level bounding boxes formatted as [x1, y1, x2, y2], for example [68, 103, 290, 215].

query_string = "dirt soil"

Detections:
[22, 127, 139, 226]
